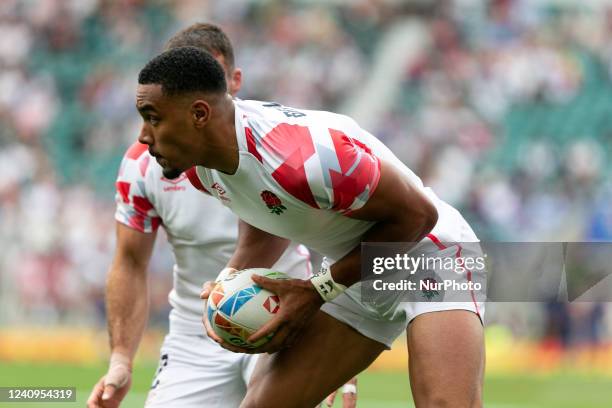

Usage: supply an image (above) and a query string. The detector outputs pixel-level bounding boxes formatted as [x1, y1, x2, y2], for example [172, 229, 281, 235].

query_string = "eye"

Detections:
[148, 115, 160, 126]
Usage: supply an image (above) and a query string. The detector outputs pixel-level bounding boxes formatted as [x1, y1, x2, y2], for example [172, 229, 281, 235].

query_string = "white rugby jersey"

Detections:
[115, 142, 311, 335]
[189, 100, 468, 262]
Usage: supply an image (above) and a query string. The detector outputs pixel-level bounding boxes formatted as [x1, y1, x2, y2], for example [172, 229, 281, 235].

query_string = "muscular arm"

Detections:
[330, 160, 438, 287]
[106, 222, 156, 359]
[225, 220, 290, 270]
[245, 160, 438, 350]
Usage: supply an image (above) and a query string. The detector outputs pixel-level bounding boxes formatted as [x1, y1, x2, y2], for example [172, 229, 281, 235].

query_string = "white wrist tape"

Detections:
[342, 383, 357, 394]
[104, 352, 131, 389]
[310, 260, 347, 302]
[215, 267, 238, 282]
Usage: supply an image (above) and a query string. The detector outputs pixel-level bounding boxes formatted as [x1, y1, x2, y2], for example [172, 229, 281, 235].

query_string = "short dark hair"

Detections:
[165, 23, 235, 69]
[138, 46, 227, 96]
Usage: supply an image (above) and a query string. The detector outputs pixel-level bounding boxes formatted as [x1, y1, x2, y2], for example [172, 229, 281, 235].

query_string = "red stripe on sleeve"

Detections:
[128, 213, 145, 231]
[328, 130, 380, 211]
[133, 195, 154, 214]
[116, 181, 130, 203]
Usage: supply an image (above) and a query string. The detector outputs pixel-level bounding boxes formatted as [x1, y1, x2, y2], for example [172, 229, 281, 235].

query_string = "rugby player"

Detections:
[135, 46, 485, 407]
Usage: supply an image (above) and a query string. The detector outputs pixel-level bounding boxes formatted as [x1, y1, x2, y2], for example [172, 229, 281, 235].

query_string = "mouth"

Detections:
[155, 156, 169, 167]
[149, 149, 169, 166]
[148, 148, 161, 159]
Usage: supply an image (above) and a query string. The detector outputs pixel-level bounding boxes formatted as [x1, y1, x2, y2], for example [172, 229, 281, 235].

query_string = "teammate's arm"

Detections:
[87, 223, 156, 408]
[106, 222, 155, 359]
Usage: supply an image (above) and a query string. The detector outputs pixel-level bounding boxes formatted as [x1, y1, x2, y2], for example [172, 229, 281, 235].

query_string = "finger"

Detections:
[252, 324, 291, 354]
[219, 342, 252, 353]
[200, 281, 215, 299]
[251, 274, 281, 293]
[202, 312, 257, 354]
[341, 379, 358, 408]
[86, 377, 105, 408]
[217, 338, 259, 354]
[247, 314, 284, 342]
[101, 384, 116, 401]
[325, 390, 337, 407]
[202, 317, 253, 353]
[342, 391, 357, 408]
[202, 313, 223, 343]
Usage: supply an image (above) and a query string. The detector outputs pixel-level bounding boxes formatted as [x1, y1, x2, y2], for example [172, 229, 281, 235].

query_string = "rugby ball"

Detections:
[207, 268, 287, 349]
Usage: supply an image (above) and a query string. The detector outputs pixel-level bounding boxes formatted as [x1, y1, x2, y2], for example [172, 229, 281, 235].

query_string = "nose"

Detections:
[138, 124, 153, 146]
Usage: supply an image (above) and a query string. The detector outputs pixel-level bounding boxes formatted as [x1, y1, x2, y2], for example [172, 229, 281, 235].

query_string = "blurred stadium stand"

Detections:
[0, 0, 610, 358]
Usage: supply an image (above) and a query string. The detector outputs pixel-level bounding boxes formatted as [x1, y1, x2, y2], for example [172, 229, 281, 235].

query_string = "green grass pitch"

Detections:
[0, 362, 610, 407]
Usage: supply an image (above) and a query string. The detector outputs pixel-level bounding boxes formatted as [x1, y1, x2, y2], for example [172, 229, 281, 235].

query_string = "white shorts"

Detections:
[321, 292, 485, 348]
[322, 203, 486, 348]
[145, 333, 257, 408]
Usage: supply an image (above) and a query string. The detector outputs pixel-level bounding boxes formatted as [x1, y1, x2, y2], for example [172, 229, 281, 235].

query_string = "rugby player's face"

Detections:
[136, 84, 199, 178]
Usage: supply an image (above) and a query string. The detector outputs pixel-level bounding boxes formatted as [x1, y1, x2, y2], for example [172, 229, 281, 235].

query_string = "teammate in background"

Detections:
[87, 24, 356, 408]
[135, 46, 486, 408]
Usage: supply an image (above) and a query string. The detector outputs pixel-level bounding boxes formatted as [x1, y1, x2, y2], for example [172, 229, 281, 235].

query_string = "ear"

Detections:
[228, 68, 242, 96]
[191, 100, 211, 128]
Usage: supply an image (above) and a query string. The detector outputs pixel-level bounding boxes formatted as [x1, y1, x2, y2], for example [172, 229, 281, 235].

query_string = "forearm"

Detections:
[106, 259, 149, 361]
[226, 220, 290, 270]
[330, 215, 437, 288]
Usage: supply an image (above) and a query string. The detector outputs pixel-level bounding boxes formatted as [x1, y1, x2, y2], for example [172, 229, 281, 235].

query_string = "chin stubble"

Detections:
[162, 167, 184, 179]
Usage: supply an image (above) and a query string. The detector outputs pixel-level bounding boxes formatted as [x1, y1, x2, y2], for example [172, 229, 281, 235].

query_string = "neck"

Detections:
[199, 96, 238, 174]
